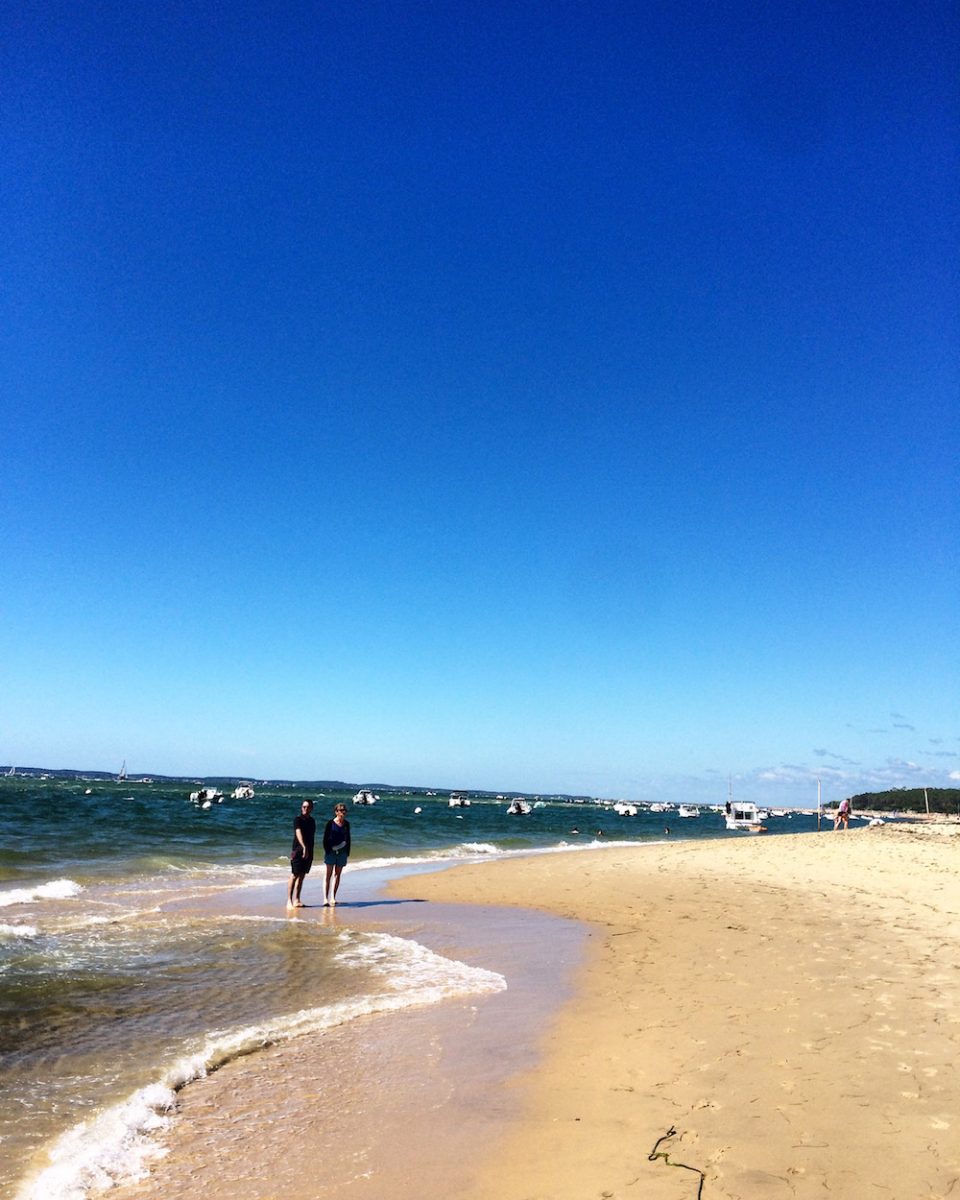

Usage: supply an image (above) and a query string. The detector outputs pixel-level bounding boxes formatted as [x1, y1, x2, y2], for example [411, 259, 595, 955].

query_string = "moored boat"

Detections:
[190, 787, 224, 805]
[724, 801, 767, 832]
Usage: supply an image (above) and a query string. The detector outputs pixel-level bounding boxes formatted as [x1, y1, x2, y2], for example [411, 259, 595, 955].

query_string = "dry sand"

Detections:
[391, 824, 960, 1200]
[109, 824, 959, 1200]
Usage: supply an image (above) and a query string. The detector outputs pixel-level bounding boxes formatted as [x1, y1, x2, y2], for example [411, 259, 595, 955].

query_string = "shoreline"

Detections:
[94, 866, 587, 1200]
[36, 824, 960, 1200]
[388, 824, 960, 1199]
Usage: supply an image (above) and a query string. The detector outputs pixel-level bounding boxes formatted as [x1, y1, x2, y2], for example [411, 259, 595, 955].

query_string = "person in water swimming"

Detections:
[323, 802, 351, 906]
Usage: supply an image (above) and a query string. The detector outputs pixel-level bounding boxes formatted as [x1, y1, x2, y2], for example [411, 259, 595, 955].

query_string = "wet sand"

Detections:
[107, 880, 585, 1200]
[108, 825, 960, 1200]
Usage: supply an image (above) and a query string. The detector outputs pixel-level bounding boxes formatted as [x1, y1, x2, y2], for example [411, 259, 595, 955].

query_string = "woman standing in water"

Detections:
[323, 802, 351, 905]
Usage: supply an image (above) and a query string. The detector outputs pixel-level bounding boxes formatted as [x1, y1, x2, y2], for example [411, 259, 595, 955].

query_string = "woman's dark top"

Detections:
[323, 818, 351, 856]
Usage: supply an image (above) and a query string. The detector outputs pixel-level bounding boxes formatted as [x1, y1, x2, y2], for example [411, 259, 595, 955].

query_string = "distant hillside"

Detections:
[848, 787, 960, 815]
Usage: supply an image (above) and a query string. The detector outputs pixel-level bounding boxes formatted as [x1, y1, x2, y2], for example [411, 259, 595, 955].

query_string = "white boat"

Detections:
[506, 798, 531, 815]
[117, 760, 127, 783]
[724, 801, 767, 832]
[649, 802, 667, 813]
[770, 808, 789, 818]
[232, 784, 255, 800]
[352, 790, 378, 805]
[5, 765, 15, 777]
[190, 787, 224, 804]
[448, 793, 471, 807]
[613, 801, 638, 816]
[678, 805, 700, 818]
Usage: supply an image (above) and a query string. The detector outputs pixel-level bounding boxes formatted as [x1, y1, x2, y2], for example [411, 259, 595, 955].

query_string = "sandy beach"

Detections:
[106, 824, 959, 1200]
[393, 824, 960, 1200]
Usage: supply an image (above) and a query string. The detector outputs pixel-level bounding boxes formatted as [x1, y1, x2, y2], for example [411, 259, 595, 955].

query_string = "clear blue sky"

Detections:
[2, 1, 957, 804]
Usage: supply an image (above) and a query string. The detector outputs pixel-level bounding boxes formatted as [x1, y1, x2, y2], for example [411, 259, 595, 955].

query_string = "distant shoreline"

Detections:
[4, 771, 959, 816]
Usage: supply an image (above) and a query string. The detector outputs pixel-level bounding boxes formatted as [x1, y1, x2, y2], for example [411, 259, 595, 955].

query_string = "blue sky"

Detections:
[2, 1, 957, 804]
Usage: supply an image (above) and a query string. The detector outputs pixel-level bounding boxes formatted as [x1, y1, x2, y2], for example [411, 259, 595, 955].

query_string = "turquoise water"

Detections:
[0, 777, 819, 1199]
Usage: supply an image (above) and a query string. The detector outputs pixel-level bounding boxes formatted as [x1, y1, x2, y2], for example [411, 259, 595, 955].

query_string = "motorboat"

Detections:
[649, 802, 667, 813]
[724, 801, 767, 832]
[506, 798, 531, 815]
[678, 805, 700, 818]
[448, 793, 471, 807]
[232, 784, 255, 800]
[613, 801, 638, 816]
[190, 787, 224, 804]
[353, 790, 378, 805]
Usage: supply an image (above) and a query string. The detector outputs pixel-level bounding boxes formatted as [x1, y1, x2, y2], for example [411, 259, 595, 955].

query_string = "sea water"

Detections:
[0, 777, 820, 1198]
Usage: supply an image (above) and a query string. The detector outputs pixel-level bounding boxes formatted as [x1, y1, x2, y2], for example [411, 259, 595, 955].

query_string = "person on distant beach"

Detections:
[834, 797, 851, 831]
[323, 803, 351, 906]
[288, 799, 316, 907]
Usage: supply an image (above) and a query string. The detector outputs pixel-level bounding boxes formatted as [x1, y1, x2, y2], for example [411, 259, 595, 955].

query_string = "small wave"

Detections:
[353, 837, 648, 876]
[0, 879, 84, 908]
[0, 922, 39, 939]
[350, 845, 505, 873]
[15, 933, 505, 1200]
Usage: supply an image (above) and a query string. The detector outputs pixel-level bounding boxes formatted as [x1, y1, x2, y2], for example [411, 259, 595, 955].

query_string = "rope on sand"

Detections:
[647, 1126, 706, 1199]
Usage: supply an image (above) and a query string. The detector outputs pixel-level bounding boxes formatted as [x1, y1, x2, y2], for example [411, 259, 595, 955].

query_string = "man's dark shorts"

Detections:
[290, 851, 313, 877]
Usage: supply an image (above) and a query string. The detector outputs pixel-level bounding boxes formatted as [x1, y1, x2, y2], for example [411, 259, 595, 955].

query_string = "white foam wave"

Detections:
[352, 836, 648, 876]
[0, 879, 84, 908]
[15, 933, 505, 1200]
[351, 844, 507, 873]
[0, 922, 40, 939]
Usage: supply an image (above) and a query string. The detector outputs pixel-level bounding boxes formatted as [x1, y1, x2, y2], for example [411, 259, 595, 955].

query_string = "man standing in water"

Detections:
[288, 799, 316, 907]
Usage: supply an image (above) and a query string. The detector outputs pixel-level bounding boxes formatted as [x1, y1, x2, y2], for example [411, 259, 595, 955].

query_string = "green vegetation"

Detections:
[847, 787, 960, 815]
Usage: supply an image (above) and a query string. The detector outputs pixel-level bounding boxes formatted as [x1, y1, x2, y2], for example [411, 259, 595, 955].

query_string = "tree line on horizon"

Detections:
[848, 787, 960, 814]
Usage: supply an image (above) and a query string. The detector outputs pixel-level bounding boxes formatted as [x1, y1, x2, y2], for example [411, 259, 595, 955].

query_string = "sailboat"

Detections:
[117, 760, 127, 783]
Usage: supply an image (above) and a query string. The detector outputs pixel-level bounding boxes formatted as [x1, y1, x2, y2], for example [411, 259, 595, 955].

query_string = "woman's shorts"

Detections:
[324, 848, 349, 868]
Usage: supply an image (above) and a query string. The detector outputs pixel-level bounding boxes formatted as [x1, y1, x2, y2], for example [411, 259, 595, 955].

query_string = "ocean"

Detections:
[0, 776, 822, 1199]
